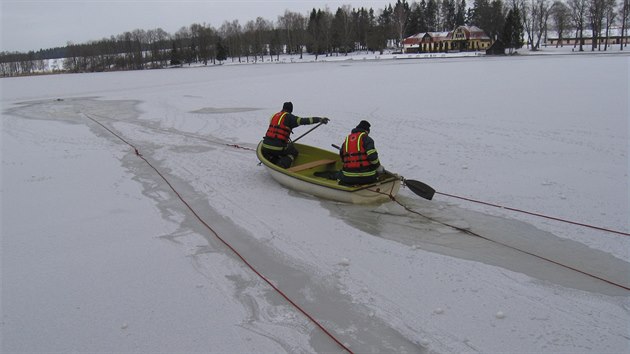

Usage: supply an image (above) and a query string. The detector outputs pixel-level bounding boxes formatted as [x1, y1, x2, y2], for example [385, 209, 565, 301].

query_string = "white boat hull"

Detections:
[265, 162, 401, 204]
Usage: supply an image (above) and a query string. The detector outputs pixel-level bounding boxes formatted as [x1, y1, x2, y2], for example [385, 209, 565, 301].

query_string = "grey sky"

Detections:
[1, 0, 392, 53]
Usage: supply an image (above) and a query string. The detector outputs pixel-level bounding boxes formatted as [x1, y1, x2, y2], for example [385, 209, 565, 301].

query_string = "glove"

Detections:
[376, 165, 385, 174]
[319, 117, 329, 124]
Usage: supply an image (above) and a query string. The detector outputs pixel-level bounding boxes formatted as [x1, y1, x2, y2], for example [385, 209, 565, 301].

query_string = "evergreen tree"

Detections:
[331, 6, 352, 54]
[442, 0, 458, 30]
[215, 41, 227, 62]
[352, 8, 372, 50]
[418, 0, 429, 32]
[407, 3, 423, 35]
[456, 0, 468, 25]
[426, 0, 439, 30]
[501, 8, 524, 53]
[169, 41, 181, 65]
[378, 4, 394, 41]
[366, 8, 387, 53]
[307, 9, 328, 58]
[471, 0, 492, 34]
[488, 0, 506, 40]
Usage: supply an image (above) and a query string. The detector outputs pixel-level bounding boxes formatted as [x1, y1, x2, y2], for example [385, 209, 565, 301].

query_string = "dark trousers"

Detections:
[262, 144, 298, 168]
[338, 171, 378, 186]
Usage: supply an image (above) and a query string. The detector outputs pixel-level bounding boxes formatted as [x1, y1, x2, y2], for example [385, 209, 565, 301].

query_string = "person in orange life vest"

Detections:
[338, 120, 384, 185]
[262, 101, 329, 168]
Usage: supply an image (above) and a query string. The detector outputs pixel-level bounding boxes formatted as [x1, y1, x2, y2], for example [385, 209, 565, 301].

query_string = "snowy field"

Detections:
[2, 52, 629, 353]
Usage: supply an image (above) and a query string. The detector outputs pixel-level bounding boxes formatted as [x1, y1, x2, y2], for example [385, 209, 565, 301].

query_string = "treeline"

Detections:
[1, 0, 629, 77]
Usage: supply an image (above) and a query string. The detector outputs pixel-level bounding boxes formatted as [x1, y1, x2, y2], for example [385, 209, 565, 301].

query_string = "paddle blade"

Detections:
[405, 179, 435, 200]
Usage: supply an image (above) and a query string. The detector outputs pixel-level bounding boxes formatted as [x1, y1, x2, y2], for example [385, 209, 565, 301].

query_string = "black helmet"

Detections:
[356, 120, 371, 133]
[282, 101, 293, 113]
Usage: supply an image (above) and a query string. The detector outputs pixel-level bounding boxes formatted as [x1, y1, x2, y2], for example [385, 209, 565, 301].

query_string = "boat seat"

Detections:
[287, 159, 336, 172]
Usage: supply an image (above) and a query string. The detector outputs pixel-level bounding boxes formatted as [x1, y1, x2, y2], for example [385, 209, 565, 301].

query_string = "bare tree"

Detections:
[146, 29, 160, 68]
[551, 1, 571, 46]
[190, 23, 203, 63]
[243, 20, 256, 62]
[539, 0, 555, 48]
[155, 28, 170, 67]
[568, 0, 589, 50]
[191, 23, 216, 65]
[1, 52, 22, 76]
[603, 0, 617, 50]
[277, 11, 291, 55]
[522, 0, 535, 48]
[277, 10, 298, 55]
[129, 29, 146, 69]
[621, 0, 630, 49]
[393, 0, 411, 47]
[588, 0, 607, 50]
[254, 17, 272, 61]
[174, 27, 192, 65]
[293, 13, 308, 58]
[219, 20, 243, 62]
[523, 0, 554, 50]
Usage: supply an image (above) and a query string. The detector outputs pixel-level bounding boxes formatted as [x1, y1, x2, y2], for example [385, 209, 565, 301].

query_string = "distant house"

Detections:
[401, 33, 424, 53]
[402, 31, 449, 53]
[402, 26, 493, 53]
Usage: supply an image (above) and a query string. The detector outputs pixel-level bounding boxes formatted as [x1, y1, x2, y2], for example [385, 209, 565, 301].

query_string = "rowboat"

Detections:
[256, 141, 402, 204]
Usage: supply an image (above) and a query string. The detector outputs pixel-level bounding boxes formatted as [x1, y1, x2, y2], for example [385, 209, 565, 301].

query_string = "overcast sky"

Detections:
[1, 0, 393, 53]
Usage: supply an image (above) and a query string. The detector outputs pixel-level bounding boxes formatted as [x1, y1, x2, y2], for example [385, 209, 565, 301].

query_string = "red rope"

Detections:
[435, 191, 630, 237]
[225, 143, 256, 151]
[369, 186, 630, 292]
[84, 114, 353, 353]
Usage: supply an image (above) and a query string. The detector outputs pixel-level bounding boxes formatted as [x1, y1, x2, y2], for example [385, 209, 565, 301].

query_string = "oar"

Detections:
[402, 179, 435, 200]
[291, 120, 326, 144]
[331, 144, 435, 200]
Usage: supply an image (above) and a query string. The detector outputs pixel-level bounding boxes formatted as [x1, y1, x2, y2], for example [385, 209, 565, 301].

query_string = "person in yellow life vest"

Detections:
[338, 120, 384, 185]
[262, 101, 329, 168]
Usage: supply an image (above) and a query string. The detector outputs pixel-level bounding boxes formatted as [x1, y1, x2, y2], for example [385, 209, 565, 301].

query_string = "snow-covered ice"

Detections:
[2, 50, 629, 353]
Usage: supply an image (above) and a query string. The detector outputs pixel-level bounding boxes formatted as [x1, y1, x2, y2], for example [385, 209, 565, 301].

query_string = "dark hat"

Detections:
[356, 120, 371, 132]
[282, 101, 293, 113]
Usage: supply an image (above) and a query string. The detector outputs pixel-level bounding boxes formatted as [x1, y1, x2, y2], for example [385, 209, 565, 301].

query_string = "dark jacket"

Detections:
[338, 128, 380, 185]
[262, 111, 322, 151]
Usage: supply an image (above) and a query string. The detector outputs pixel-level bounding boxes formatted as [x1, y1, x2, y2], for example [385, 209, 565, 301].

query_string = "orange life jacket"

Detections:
[341, 132, 371, 170]
[265, 111, 291, 142]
